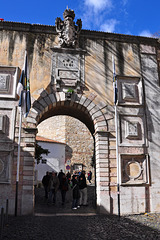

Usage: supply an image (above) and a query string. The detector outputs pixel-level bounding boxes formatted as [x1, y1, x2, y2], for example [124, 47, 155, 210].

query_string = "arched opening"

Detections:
[24, 92, 111, 215]
[34, 104, 97, 214]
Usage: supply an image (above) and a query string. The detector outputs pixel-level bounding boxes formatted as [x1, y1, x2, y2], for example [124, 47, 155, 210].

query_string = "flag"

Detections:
[113, 77, 118, 105]
[17, 51, 31, 117]
[112, 56, 118, 105]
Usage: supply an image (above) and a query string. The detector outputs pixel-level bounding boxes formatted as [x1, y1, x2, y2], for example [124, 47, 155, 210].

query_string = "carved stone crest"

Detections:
[55, 8, 82, 48]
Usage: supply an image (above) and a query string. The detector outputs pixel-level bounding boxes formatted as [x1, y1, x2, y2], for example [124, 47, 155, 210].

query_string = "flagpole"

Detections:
[112, 55, 120, 218]
[115, 103, 120, 219]
[15, 50, 31, 216]
[15, 107, 22, 216]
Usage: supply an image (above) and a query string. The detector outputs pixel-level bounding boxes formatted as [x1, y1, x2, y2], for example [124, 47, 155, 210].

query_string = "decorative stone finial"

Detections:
[63, 8, 75, 19]
[55, 8, 82, 48]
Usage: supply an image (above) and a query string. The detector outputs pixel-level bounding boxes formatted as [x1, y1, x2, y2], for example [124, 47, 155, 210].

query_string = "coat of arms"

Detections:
[55, 8, 82, 48]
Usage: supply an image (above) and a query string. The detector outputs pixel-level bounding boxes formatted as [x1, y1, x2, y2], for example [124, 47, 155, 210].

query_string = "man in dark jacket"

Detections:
[71, 174, 80, 209]
[42, 171, 50, 199]
[58, 169, 65, 189]
[79, 171, 88, 206]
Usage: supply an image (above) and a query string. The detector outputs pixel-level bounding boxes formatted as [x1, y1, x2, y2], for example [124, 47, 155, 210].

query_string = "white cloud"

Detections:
[139, 30, 152, 37]
[84, 0, 112, 12]
[121, 0, 128, 6]
[81, 0, 117, 31]
[100, 19, 119, 32]
[82, 0, 114, 31]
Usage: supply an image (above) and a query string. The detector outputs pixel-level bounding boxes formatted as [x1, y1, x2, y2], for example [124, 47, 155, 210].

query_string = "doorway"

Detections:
[34, 115, 96, 214]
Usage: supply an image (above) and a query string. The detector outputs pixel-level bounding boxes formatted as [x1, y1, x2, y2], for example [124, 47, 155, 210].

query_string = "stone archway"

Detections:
[22, 90, 114, 214]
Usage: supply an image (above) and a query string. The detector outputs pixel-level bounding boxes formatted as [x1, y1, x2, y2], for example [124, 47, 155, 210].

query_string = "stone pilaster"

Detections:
[95, 131, 110, 213]
[21, 127, 37, 215]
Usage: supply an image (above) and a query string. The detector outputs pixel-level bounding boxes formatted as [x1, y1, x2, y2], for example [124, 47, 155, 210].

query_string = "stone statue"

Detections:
[55, 8, 82, 48]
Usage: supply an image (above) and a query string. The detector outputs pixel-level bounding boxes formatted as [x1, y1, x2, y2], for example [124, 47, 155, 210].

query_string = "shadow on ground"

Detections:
[2, 213, 160, 239]
[1, 185, 160, 239]
[34, 185, 96, 215]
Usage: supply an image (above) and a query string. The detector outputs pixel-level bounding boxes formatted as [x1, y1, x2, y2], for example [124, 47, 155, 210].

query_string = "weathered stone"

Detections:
[48, 93, 56, 103]
[0, 9, 159, 216]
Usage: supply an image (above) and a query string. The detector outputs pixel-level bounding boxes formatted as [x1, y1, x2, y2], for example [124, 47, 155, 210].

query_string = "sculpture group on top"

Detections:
[55, 8, 82, 48]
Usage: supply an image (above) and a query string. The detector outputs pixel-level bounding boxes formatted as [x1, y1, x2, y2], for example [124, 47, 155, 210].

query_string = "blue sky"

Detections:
[0, 0, 159, 37]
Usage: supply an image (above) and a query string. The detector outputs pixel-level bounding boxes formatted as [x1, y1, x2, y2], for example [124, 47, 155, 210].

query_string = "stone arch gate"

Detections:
[0, 8, 118, 215]
[21, 89, 114, 215]
[1, 8, 156, 216]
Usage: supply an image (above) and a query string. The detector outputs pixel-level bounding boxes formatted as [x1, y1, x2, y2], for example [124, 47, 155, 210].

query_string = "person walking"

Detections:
[79, 170, 88, 206]
[60, 174, 68, 205]
[71, 174, 80, 209]
[58, 169, 65, 190]
[87, 170, 92, 184]
[66, 171, 71, 184]
[48, 171, 59, 205]
[42, 171, 50, 199]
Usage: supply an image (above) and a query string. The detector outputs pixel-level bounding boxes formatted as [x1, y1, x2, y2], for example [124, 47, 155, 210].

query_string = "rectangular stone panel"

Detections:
[0, 108, 16, 141]
[57, 54, 79, 69]
[141, 55, 159, 85]
[52, 51, 85, 92]
[61, 79, 77, 87]
[0, 66, 20, 98]
[125, 121, 139, 138]
[140, 45, 156, 54]
[117, 76, 142, 105]
[120, 154, 149, 185]
[122, 82, 136, 100]
[58, 69, 79, 79]
[0, 152, 11, 183]
[119, 115, 146, 146]
[0, 74, 10, 92]
[0, 115, 6, 133]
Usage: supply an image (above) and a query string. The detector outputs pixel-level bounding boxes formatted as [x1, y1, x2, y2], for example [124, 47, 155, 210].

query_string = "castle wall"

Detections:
[65, 116, 94, 177]
[0, 19, 159, 215]
[37, 116, 66, 143]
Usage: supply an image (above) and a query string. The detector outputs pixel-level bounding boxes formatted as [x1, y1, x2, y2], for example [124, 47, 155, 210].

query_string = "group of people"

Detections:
[42, 170, 68, 205]
[42, 169, 92, 209]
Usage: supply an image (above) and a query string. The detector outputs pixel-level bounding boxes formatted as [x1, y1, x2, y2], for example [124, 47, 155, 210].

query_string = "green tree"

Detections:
[35, 143, 50, 164]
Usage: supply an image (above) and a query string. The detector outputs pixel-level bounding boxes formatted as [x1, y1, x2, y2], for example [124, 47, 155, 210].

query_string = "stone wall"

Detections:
[65, 116, 94, 177]
[37, 116, 66, 143]
[0, 19, 160, 215]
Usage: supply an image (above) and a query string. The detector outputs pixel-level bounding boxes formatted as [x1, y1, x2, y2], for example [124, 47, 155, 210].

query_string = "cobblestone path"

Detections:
[34, 185, 96, 215]
[1, 186, 160, 239]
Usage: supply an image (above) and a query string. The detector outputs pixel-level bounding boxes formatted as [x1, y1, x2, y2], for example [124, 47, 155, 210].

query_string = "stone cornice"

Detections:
[80, 29, 159, 46]
[0, 21, 56, 34]
[0, 21, 159, 46]
[51, 47, 86, 54]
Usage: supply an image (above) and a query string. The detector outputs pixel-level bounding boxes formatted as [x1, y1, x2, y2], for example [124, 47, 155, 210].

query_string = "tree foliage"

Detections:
[35, 143, 50, 164]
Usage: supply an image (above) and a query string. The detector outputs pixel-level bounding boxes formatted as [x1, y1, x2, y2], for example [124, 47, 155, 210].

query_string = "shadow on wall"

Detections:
[65, 144, 73, 162]
[0, 124, 37, 216]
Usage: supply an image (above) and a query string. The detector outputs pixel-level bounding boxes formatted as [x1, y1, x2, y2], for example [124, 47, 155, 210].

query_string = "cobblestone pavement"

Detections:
[1, 186, 160, 240]
[34, 185, 97, 215]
